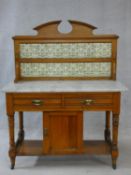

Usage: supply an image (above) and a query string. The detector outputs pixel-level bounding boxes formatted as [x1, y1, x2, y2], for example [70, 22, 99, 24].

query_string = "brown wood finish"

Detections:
[6, 91, 121, 169]
[6, 20, 121, 170]
[16, 140, 111, 156]
[13, 20, 118, 81]
[16, 140, 44, 156]
[43, 112, 83, 154]
[13, 20, 118, 39]
[13, 92, 114, 112]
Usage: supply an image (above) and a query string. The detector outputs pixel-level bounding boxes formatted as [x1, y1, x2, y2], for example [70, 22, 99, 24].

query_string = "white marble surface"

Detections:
[2, 80, 127, 93]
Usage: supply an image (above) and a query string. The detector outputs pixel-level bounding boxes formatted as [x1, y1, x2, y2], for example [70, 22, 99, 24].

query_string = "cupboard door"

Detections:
[43, 112, 83, 154]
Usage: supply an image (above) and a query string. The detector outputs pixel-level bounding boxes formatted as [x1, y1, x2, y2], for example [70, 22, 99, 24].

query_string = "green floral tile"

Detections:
[20, 43, 112, 58]
[21, 63, 111, 77]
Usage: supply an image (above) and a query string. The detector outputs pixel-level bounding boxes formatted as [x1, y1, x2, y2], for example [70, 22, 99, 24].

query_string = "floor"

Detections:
[0, 128, 131, 175]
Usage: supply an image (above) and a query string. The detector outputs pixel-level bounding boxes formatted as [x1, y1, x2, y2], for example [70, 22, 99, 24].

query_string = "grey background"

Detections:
[0, 0, 130, 174]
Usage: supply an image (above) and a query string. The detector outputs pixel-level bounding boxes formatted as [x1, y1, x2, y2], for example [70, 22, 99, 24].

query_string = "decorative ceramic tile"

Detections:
[21, 63, 111, 77]
[20, 43, 112, 58]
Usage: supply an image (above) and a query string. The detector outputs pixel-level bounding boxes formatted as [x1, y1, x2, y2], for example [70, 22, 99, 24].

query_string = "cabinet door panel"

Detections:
[43, 112, 83, 154]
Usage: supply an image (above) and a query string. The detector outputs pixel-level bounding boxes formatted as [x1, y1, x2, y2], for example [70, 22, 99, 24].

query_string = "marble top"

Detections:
[2, 80, 127, 93]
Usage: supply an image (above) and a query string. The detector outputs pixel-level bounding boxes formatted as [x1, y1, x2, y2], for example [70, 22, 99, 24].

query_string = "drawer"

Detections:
[64, 93, 113, 110]
[13, 92, 114, 111]
[13, 93, 62, 111]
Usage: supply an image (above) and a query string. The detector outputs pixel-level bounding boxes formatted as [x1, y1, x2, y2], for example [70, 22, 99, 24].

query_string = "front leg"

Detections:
[8, 114, 16, 169]
[111, 113, 119, 169]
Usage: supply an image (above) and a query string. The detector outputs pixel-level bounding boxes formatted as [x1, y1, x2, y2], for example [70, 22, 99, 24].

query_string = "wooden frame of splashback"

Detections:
[13, 20, 119, 82]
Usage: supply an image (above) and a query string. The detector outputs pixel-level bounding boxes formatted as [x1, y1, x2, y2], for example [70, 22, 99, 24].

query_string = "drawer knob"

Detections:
[82, 99, 94, 105]
[32, 99, 43, 106]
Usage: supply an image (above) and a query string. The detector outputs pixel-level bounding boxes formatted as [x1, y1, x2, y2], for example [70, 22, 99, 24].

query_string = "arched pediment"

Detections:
[33, 20, 97, 38]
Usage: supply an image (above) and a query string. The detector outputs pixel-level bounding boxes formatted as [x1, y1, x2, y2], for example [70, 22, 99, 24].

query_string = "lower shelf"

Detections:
[16, 140, 43, 156]
[83, 140, 111, 155]
[16, 140, 111, 156]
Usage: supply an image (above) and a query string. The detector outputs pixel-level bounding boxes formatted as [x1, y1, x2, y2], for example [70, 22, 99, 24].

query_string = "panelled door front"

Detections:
[43, 112, 83, 154]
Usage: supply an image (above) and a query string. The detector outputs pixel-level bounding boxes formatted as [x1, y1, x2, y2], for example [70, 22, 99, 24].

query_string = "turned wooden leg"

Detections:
[111, 113, 119, 169]
[104, 111, 111, 142]
[18, 112, 24, 143]
[8, 114, 16, 169]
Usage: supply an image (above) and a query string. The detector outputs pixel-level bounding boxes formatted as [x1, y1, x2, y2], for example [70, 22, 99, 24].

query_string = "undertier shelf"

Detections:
[16, 140, 111, 156]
